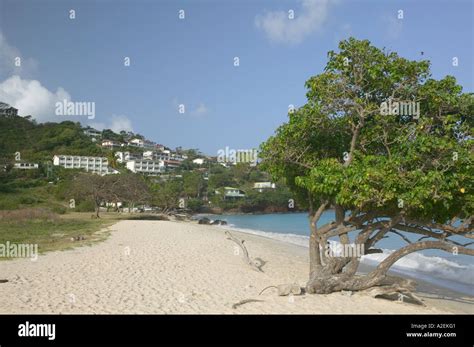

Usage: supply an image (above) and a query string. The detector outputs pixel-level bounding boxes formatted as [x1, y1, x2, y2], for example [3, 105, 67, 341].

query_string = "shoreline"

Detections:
[0, 219, 472, 314]
[196, 213, 473, 297]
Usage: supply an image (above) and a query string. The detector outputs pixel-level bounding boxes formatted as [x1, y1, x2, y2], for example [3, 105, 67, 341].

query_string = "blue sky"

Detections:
[0, 0, 472, 154]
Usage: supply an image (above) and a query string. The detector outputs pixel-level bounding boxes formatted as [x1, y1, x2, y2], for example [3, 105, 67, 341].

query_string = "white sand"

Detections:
[0, 220, 472, 314]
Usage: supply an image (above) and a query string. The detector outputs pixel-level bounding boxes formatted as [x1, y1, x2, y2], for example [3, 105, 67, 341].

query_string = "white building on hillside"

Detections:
[83, 127, 101, 137]
[13, 162, 39, 170]
[126, 160, 165, 175]
[253, 182, 276, 192]
[102, 139, 123, 149]
[192, 158, 205, 165]
[115, 151, 141, 163]
[53, 155, 118, 175]
[128, 138, 156, 149]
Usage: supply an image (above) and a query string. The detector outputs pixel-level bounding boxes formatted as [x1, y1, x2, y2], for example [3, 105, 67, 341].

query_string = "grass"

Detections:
[0, 209, 118, 260]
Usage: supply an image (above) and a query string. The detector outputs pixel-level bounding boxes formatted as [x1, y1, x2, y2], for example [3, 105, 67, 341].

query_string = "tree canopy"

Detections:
[260, 38, 473, 294]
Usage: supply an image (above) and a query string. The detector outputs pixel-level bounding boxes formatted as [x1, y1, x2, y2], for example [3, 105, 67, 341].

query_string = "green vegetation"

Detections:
[260, 38, 473, 294]
[0, 209, 114, 259]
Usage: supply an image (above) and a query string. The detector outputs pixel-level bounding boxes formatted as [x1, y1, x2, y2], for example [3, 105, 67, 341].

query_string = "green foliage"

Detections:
[0, 116, 107, 165]
[260, 37, 473, 223]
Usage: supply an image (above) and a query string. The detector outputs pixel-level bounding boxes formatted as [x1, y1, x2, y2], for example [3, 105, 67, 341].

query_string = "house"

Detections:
[127, 138, 156, 150]
[83, 127, 101, 137]
[53, 155, 118, 175]
[128, 138, 144, 147]
[170, 153, 187, 161]
[223, 187, 246, 200]
[13, 162, 39, 170]
[0, 102, 18, 117]
[253, 182, 276, 192]
[192, 158, 205, 165]
[102, 139, 122, 149]
[126, 159, 165, 175]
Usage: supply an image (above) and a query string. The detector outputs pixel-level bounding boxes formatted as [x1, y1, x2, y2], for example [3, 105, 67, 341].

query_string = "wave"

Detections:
[219, 224, 474, 295]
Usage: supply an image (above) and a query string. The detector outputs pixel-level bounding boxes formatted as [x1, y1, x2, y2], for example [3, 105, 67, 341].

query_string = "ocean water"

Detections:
[204, 212, 474, 296]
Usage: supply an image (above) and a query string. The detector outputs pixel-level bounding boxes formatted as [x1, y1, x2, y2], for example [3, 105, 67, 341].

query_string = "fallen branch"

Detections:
[225, 231, 264, 272]
[231, 299, 264, 309]
[259, 283, 303, 296]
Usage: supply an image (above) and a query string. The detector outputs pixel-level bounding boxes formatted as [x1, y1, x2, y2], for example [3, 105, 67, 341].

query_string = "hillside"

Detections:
[0, 115, 104, 163]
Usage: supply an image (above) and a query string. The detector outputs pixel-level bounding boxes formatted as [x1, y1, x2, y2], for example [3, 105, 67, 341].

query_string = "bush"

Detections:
[75, 200, 96, 212]
[187, 198, 204, 212]
[49, 204, 67, 215]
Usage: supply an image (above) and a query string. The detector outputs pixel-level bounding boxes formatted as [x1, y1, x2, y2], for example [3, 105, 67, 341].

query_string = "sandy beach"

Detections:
[0, 220, 472, 314]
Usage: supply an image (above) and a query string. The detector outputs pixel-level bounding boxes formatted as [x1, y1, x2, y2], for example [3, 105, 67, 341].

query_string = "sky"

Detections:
[0, 0, 472, 155]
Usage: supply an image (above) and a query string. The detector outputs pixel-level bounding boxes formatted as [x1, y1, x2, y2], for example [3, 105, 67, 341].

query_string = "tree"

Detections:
[69, 174, 114, 218]
[69, 173, 151, 217]
[260, 38, 473, 295]
[150, 179, 183, 212]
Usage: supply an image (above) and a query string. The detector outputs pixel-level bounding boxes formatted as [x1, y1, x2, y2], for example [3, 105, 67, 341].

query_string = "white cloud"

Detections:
[0, 31, 38, 78]
[0, 75, 71, 122]
[255, 0, 332, 44]
[89, 115, 134, 133]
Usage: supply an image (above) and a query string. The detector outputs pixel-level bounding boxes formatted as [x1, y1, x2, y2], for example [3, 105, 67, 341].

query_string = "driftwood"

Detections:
[0, 279, 8, 284]
[231, 299, 264, 309]
[362, 276, 425, 305]
[259, 283, 303, 296]
[225, 231, 264, 272]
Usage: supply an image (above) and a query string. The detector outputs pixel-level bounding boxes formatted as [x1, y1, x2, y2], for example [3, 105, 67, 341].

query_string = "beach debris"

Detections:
[231, 299, 264, 309]
[0, 279, 8, 284]
[225, 231, 265, 272]
[362, 275, 425, 306]
[259, 283, 302, 296]
[367, 288, 425, 306]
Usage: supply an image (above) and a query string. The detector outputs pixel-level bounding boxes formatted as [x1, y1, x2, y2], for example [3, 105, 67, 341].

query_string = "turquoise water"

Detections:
[204, 212, 473, 295]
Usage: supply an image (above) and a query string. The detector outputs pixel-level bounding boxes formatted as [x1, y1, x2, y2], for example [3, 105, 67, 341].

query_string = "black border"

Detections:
[0, 314, 472, 345]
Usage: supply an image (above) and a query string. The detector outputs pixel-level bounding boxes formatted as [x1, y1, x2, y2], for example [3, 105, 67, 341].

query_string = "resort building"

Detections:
[53, 155, 118, 175]
[128, 138, 156, 149]
[142, 150, 173, 161]
[0, 102, 18, 117]
[115, 151, 142, 163]
[126, 159, 165, 175]
[83, 127, 101, 138]
[253, 182, 276, 192]
[102, 139, 123, 150]
[170, 153, 188, 161]
[13, 162, 39, 170]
